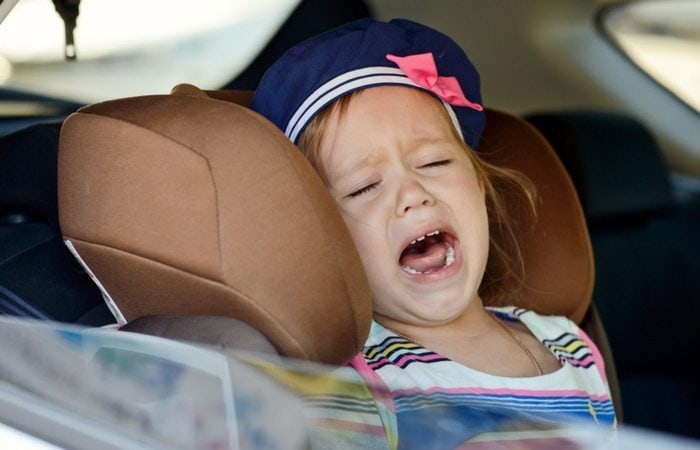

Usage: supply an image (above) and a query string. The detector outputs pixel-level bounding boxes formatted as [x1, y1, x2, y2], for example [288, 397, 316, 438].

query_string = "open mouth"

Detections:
[399, 230, 457, 275]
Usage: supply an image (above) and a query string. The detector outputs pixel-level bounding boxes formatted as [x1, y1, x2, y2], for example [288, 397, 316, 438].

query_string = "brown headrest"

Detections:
[479, 110, 594, 323]
[57, 89, 371, 364]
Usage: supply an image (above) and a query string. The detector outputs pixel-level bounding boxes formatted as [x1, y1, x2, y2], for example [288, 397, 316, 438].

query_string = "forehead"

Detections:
[342, 86, 454, 133]
[318, 86, 461, 175]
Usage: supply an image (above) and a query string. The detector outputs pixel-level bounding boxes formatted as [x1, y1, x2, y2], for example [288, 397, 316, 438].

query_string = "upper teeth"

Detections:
[410, 230, 440, 245]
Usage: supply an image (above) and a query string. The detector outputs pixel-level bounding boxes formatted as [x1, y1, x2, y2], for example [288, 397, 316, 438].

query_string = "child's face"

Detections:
[316, 86, 490, 327]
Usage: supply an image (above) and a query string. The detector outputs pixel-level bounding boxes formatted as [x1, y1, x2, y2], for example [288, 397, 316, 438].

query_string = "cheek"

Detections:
[445, 173, 490, 249]
[339, 210, 392, 282]
[468, 194, 491, 264]
[444, 170, 485, 214]
[466, 187, 489, 237]
[342, 214, 381, 260]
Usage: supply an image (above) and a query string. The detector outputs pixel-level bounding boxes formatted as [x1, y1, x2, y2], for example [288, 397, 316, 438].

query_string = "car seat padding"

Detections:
[58, 93, 372, 364]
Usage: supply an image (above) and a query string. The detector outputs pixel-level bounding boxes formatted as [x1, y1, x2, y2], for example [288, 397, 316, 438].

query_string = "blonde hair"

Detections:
[298, 92, 537, 307]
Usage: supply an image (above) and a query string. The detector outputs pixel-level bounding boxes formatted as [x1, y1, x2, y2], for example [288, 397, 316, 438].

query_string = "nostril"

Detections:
[399, 195, 434, 215]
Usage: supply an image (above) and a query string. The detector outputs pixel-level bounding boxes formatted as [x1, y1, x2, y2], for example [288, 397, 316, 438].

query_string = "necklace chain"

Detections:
[385, 312, 544, 376]
[487, 313, 544, 376]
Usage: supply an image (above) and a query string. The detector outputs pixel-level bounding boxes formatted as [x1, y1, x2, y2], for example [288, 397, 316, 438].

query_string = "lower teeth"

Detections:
[402, 244, 456, 275]
[445, 245, 455, 266]
[402, 265, 421, 275]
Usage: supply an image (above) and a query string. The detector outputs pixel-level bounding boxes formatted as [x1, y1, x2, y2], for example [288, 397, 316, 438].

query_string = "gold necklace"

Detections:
[488, 312, 544, 376]
[385, 313, 544, 376]
[386, 327, 415, 343]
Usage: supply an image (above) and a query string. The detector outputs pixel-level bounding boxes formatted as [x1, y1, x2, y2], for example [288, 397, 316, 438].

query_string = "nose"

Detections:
[396, 176, 435, 216]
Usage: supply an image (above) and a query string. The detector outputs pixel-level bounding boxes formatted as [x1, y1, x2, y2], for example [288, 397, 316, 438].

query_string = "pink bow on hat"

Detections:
[386, 52, 483, 111]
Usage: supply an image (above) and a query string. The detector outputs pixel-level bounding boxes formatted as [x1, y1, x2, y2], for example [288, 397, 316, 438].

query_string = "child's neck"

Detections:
[375, 302, 560, 377]
[376, 299, 494, 348]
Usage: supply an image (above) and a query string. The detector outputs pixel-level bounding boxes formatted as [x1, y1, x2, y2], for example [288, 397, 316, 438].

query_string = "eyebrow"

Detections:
[350, 151, 384, 172]
[331, 152, 382, 186]
[412, 134, 457, 148]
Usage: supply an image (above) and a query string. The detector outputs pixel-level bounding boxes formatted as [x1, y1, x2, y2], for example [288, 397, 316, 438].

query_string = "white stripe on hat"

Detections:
[286, 67, 404, 140]
[285, 66, 462, 143]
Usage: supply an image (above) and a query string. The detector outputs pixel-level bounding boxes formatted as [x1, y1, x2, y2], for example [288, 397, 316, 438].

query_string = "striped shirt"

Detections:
[349, 306, 616, 449]
[242, 306, 616, 449]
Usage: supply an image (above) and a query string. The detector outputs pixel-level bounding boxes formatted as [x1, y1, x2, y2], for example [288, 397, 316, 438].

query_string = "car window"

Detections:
[600, 0, 700, 113]
[0, 0, 300, 103]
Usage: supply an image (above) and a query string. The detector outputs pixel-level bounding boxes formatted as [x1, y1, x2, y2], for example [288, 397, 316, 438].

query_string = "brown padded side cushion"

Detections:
[479, 110, 594, 323]
[58, 95, 371, 364]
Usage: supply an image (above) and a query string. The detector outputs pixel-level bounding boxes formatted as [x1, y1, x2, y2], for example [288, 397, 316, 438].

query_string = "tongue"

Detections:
[400, 239, 449, 273]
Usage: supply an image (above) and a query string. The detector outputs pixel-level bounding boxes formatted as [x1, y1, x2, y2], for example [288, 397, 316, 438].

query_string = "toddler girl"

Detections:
[252, 18, 615, 447]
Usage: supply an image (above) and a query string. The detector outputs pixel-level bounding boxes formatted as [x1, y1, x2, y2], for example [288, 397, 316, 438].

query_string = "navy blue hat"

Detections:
[251, 18, 485, 149]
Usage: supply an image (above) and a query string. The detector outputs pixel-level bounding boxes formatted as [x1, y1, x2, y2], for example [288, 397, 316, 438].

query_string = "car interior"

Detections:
[527, 111, 700, 435]
[1, 0, 699, 442]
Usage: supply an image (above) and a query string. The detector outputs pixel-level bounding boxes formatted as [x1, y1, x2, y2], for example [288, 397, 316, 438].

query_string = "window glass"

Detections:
[0, 0, 300, 102]
[601, 0, 700, 112]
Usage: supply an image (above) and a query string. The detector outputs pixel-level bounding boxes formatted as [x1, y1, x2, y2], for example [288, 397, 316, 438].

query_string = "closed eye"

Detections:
[348, 181, 380, 198]
[420, 159, 453, 168]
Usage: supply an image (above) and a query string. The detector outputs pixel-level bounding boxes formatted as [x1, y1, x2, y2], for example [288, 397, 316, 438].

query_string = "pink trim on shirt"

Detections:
[350, 353, 397, 413]
[577, 328, 607, 382]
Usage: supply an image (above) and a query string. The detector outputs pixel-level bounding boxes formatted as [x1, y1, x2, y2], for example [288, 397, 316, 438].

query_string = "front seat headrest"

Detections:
[58, 92, 371, 364]
[526, 111, 674, 224]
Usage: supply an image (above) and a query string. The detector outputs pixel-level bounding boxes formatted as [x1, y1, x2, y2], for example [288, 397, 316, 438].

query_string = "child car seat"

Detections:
[55, 84, 621, 416]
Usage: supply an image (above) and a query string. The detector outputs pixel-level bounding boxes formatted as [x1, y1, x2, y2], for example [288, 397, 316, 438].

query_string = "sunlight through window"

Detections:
[602, 0, 700, 113]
